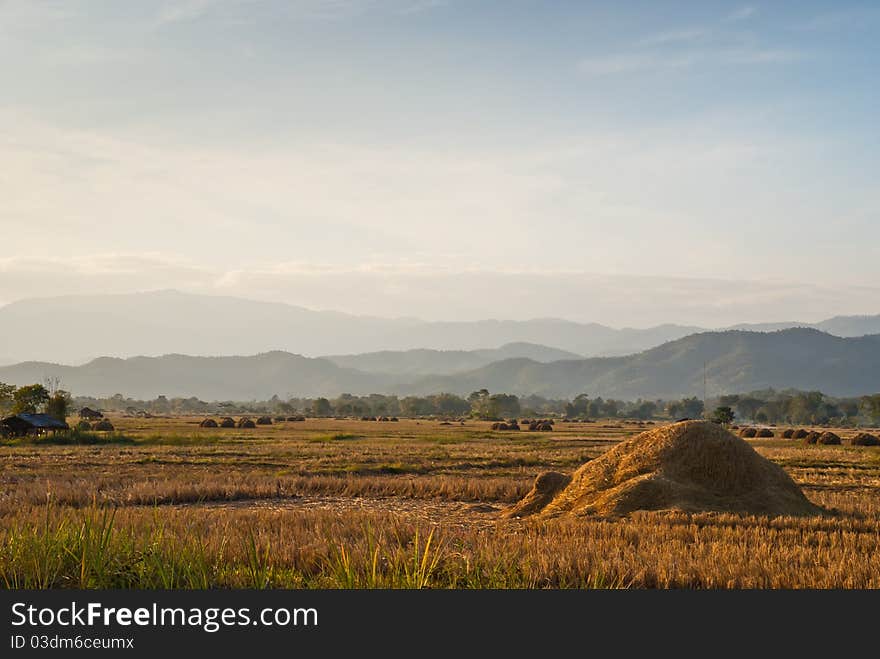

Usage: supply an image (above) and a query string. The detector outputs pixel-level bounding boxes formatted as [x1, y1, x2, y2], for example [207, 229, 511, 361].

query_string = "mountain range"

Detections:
[2, 290, 880, 365]
[1, 328, 878, 400]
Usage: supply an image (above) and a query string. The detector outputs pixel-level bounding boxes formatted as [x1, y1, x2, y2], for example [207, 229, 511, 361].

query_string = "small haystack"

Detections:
[817, 431, 841, 445]
[739, 427, 757, 438]
[756, 428, 774, 438]
[219, 417, 236, 428]
[256, 416, 273, 425]
[94, 419, 114, 431]
[199, 418, 218, 428]
[781, 429, 795, 439]
[288, 415, 306, 422]
[237, 417, 256, 429]
[76, 420, 92, 431]
[274, 416, 286, 422]
[851, 432, 880, 446]
[504, 420, 821, 518]
[528, 421, 553, 431]
[792, 428, 809, 439]
[803, 431, 821, 444]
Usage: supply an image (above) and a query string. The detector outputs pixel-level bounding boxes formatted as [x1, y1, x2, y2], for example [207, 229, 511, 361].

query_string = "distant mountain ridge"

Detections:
[402, 328, 880, 399]
[323, 343, 583, 376]
[0, 328, 878, 400]
[2, 290, 879, 365]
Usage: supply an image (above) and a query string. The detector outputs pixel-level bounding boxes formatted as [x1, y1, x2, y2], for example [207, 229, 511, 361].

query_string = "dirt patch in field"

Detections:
[504, 420, 823, 518]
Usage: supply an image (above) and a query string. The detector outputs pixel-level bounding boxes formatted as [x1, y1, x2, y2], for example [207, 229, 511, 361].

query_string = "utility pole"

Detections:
[703, 361, 708, 409]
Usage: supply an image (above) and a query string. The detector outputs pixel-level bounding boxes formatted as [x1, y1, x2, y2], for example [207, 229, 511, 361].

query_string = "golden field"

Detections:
[2, 416, 880, 588]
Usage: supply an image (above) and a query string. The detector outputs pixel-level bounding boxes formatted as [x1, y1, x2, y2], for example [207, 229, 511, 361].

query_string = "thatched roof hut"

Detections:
[1, 413, 69, 437]
[79, 407, 103, 419]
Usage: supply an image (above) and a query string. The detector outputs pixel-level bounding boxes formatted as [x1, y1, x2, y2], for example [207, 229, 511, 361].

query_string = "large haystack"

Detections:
[94, 419, 114, 431]
[237, 417, 256, 429]
[756, 428, 774, 438]
[219, 417, 236, 428]
[739, 427, 757, 438]
[793, 428, 809, 439]
[199, 418, 218, 428]
[504, 420, 820, 518]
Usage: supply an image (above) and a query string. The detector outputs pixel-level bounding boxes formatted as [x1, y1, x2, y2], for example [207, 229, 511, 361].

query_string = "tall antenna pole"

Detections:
[703, 361, 707, 407]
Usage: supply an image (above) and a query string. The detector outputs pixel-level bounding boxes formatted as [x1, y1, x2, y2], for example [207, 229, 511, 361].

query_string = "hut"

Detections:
[1, 413, 69, 437]
[79, 407, 104, 420]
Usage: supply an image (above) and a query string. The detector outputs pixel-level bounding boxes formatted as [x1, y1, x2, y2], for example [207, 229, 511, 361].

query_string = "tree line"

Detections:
[4, 382, 879, 426]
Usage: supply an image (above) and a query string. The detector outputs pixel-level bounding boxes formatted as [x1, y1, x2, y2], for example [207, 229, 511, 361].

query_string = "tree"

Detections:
[46, 390, 71, 423]
[734, 397, 762, 422]
[468, 389, 491, 418]
[631, 400, 657, 420]
[488, 393, 520, 420]
[565, 394, 590, 418]
[861, 395, 880, 424]
[12, 384, 50, 414]
[712, 406, 735, 425]
[311, 397, 332, 417]
[0, 382, 15, 415]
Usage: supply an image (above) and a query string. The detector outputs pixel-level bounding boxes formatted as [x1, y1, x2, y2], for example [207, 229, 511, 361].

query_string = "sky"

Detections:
[2, 0, 879, 326]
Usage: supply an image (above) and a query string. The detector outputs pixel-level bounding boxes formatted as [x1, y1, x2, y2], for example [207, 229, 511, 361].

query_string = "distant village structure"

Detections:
[79, 407, 104, 419]
[1, 413, 69, 437]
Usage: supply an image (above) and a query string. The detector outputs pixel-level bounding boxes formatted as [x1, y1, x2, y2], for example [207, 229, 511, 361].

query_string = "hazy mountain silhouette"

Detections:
[4, 290, 878, 366]
[404, 329, 880, 399]
[0, 352, 388, 400]
[323, 343, 583, 376]
[1, 328, 878, 400]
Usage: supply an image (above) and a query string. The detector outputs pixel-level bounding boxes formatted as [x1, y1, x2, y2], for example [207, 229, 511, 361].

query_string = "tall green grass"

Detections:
[0, 503, 621, 589]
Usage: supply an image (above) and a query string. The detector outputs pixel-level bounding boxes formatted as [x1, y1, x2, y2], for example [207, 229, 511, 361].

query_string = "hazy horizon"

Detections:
[0, 284, 879, 330]
[4, 1, 879, 327]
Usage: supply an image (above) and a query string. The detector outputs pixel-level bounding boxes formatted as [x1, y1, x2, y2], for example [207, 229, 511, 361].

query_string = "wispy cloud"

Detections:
[579, 46, 804, 77]
[579, 53, 693, 77]
[726, 6, 757, 22]
[721, 48, 805, 64]
[156, 0, 223, 25]
[790, 8, 880, 32]
[636, 28, 708, 47]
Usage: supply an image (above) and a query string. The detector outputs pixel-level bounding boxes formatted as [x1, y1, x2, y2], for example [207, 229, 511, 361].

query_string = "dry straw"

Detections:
[505, 420, 821, 518]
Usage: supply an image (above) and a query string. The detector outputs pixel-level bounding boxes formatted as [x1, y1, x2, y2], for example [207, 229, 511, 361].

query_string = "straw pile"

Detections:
[504, 420, 820, 518]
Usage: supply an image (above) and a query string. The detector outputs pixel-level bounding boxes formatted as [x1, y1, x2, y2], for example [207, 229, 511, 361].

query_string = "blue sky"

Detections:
[1, 1, 878, 325]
